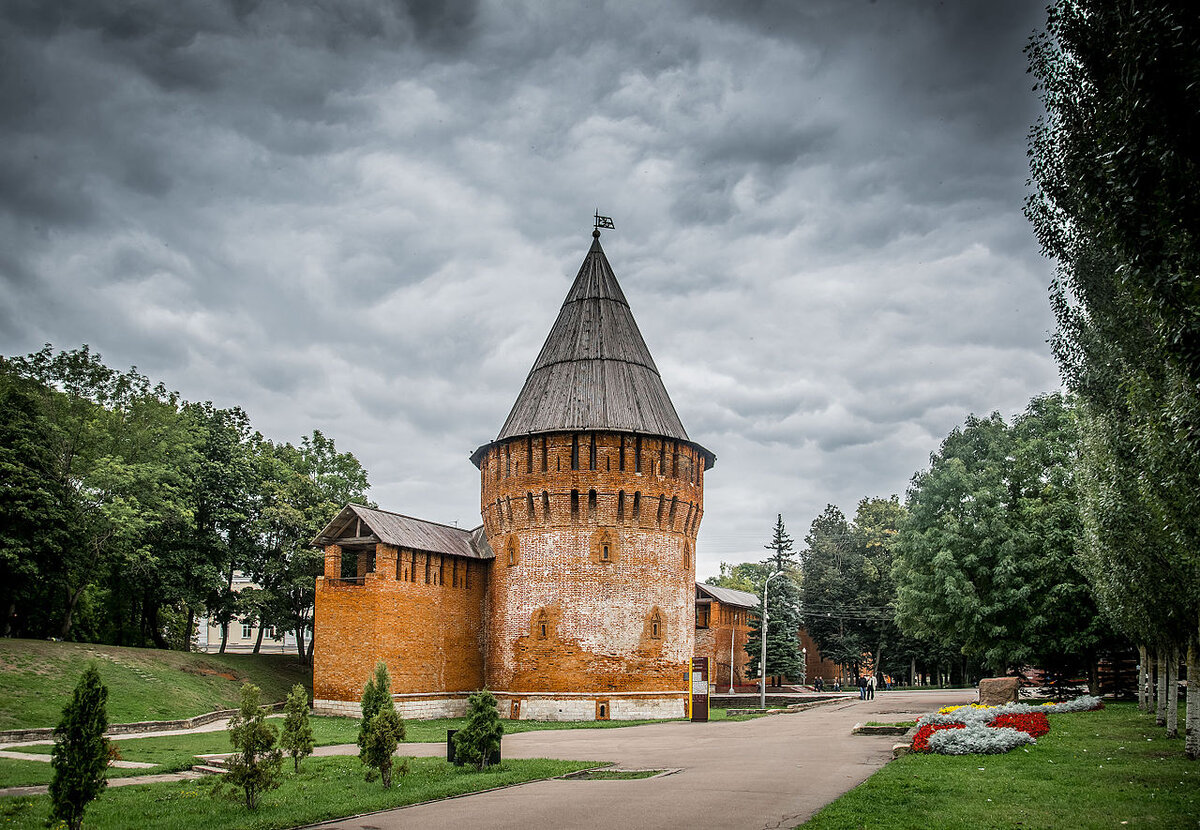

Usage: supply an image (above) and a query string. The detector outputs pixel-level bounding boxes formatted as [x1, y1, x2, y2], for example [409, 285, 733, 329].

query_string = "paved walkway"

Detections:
[316, 689, 974, 830]
[0, 689, 974, 827]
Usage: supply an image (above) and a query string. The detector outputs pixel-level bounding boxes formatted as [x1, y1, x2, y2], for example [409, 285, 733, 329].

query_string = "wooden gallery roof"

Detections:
[696, 583, 758, 610]
[471, 233, 714, 469]
[313, 504, 494, 560]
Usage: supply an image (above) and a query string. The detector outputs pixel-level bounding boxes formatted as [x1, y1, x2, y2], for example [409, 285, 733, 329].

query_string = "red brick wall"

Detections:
[480, 431, 705, 695]
[695, 600, 753, 688]
[314, 542, 486, 703]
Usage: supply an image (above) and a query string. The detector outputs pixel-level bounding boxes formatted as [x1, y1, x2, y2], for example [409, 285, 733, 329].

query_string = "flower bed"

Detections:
[911, 722, 964, 753]
[927, 724, 1035, 755]
[987, 711, 1050, 738]
[912, 695, 1102, 756]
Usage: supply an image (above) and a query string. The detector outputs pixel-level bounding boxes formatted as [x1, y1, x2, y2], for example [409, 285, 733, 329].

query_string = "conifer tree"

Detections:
[224, 683, 282, 810]
[745, 517, 803, 684]
[357, 661, 392, 753]
[358, 662, 408, 787]
[279, 683, 313, 772]
[49, 664, 109, 830]
[452, 689, 504, 770]
[764, 514, 796, 571]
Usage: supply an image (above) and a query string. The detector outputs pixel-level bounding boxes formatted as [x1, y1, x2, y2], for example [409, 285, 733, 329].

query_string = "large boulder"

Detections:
[978, 676, 1021, 706]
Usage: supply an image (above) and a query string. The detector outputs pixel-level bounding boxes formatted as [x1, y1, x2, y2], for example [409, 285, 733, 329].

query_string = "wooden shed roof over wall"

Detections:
[313, 504, 494, 560]
[471, 232, 714, 468]
[696, 583, 758, 610]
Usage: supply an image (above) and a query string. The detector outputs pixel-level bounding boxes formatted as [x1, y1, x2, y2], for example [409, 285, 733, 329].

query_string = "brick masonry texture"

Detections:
[312, 429, 709, 719]
[480, 431, 701, 699]
[314, 542, 486, 704]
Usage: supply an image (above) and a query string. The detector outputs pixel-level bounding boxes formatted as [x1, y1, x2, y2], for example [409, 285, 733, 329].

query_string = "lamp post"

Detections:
[760, 570, 785, 709]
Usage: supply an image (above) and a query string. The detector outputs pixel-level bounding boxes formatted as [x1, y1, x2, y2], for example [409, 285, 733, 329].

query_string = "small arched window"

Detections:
[650, 610, 662, 640]
[537, 610, 549, 640]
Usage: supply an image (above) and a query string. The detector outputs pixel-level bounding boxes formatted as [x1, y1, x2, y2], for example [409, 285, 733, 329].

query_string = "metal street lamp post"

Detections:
[760, 570, 785, 709]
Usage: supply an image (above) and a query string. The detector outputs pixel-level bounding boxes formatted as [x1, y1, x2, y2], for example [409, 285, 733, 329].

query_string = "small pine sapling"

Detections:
[223, 683, 283, 810]
[358, 662, 407, 787]
[361, 708, 408, 788]
[452, 689, 504, 770]
[357, 661, 392, 753]
[49, 664, 110, 830]
[280, 683, 314, 772]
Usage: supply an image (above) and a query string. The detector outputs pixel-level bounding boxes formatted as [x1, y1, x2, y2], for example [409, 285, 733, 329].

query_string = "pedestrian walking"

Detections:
[866, 673, 876, 700]
[857, 675, 867, 700]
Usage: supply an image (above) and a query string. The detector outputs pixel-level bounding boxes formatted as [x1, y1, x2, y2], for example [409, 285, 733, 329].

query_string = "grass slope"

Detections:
[801, 703, 1197, 830]
[0, 756, 597, 829]
[0, 639, 310, 730]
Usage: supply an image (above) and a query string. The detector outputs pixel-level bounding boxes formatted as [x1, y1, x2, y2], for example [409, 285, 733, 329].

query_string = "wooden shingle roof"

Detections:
[472, 233, 713, 467]
[313, 504, 494, 560]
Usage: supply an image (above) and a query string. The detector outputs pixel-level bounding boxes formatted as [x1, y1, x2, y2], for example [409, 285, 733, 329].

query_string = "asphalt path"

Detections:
[313, 689, 975, 830]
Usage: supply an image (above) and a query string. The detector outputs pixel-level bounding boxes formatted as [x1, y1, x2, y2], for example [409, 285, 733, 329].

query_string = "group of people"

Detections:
[810, 675, 883, 699]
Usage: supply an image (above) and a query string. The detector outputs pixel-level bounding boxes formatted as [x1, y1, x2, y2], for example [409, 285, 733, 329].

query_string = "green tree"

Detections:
[452, 689, 504, 770]
[744, 517, 803, 684]
[247, 434, 373, 663]
[1027, 2, 1200, 753]
[705, 561, 773, 594]
[357, 663, 407, 787]
[0, 367, 71, 637]
[892, 396, 1116, 676]
[49, 664, 109, 830]
[223, 683, 282, 810]
[764, 514, 796, 571]
[279, 683, 313, 772]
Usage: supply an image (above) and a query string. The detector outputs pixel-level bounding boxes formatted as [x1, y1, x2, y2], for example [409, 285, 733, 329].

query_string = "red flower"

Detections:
[912, 722, 965, 752]
[988, 711, 1051, 738]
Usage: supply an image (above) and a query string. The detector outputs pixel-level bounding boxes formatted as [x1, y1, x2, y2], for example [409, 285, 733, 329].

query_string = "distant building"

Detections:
[695, 583, 756, 690]
[194, 571, 309, 655]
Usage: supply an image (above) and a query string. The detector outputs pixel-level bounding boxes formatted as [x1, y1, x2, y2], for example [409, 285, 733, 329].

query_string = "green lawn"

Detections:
[0, 756, 597, 829]
[1, 709, 708, 789]
[801, 703, 1198, 829]
[0, 639, 310, 730]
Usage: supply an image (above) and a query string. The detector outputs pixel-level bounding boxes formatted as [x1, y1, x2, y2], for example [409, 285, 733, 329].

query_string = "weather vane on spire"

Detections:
[593, 211, 615, 231]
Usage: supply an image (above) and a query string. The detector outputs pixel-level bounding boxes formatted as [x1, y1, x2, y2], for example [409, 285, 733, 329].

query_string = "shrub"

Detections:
[452, 690, 504, 770]
[223, 683, 283, 810]
[280, 683, 314, 772]
[49, 664, 110, 830]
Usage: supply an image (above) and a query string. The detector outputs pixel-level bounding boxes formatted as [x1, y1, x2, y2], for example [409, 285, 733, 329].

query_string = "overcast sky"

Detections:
[0, 0, 1060, 578]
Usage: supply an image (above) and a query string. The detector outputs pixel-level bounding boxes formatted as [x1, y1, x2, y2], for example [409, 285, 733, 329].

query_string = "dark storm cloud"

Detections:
[0, 0, 1059, 575]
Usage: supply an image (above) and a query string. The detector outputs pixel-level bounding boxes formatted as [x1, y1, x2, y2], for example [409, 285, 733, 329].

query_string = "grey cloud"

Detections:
[0, 0, 1061, 577]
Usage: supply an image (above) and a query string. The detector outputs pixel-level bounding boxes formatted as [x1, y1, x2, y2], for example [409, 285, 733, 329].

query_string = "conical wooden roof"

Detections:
[471, 233, 712, 467]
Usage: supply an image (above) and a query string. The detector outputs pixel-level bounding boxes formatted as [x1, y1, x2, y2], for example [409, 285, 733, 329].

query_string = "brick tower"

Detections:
[470, 229, 715, 720]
